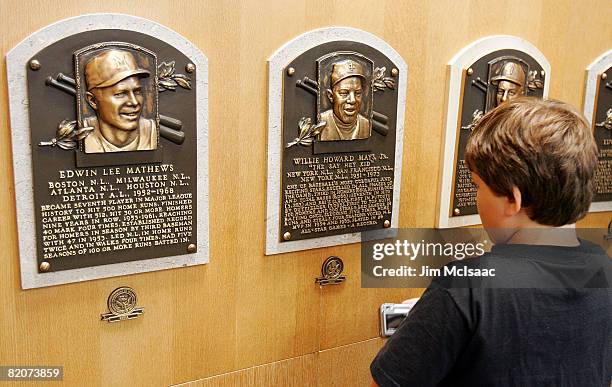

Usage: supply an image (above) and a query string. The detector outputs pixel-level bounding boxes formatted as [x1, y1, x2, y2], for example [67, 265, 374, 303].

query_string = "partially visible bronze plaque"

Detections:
[590, 65, 612, 204]
[437, 37, 551, 228]
[280, 42, 399, 242]
[25, 30, 197, 272]
[451, 50, 546, 218]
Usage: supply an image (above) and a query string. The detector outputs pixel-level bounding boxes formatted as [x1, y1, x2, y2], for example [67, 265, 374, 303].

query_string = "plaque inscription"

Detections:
[8, 14, 209, 288]
[267, 28, 407, 254]
[40, 164, 193, 270]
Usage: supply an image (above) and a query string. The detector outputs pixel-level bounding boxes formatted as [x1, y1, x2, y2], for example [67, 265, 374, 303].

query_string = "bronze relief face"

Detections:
[38, 40, 192, 160]
[486, 58, 529, 110]
[75, 43, 158, 154]
[319, 57, 372, 141]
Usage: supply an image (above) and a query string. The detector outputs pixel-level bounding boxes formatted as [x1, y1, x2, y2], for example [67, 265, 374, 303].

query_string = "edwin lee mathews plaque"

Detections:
[7, 14, 209, 288]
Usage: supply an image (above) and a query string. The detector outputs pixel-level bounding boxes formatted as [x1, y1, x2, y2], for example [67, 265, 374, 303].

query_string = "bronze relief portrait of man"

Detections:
[486, 57, 529, 111]
[317, 53, 373, 141]
[75, 43, 159, 153]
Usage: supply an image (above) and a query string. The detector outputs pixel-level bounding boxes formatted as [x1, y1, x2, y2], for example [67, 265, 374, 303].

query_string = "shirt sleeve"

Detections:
[370, 287, 472, 387]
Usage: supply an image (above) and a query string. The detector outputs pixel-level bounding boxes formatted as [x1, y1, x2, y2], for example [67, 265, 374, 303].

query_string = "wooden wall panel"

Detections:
[318, 245, 419, 350]
[0, 1, 609, 386]
[173, 354, 317, 387]
[317, 338, 385, 387]
[174, 338, 384, 387]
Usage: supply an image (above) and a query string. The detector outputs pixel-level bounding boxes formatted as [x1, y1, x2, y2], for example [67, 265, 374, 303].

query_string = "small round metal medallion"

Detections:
[453, 208, 461, 216]
[383, 220, 391, 228]
[283, 231, 292, 241]
[602, 73, 608, 80]
[467, 68, 474, 76]
[108, 287, 137, 315]
[322, 256, 344, 280]
[287, 67, 295, 76]
[391, 68, 399, 77]
[185, 63, 195, 73]
[187, 243, 197, 253]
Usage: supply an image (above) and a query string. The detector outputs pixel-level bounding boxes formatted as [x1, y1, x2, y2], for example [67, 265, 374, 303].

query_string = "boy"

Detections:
[371, 98, 612, 386]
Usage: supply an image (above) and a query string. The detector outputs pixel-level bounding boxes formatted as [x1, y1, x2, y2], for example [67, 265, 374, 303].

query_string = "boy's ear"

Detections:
[504, 186, 522, 216]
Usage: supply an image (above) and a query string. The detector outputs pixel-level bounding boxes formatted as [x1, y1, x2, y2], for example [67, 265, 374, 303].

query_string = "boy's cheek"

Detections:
[476, 190, 506, 229]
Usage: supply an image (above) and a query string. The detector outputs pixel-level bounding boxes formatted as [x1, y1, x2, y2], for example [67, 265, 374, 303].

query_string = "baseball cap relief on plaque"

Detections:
[266, 28, 408, 254]
[7, 14, 209, 289]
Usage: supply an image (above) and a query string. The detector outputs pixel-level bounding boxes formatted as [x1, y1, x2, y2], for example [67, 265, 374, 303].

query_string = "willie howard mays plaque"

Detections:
[7, 14, 209, 288]
[437, 35, 550, 228]
[266, 27, 408, 254]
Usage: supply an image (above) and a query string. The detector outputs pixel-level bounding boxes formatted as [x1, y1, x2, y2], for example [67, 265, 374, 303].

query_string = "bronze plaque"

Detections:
[25, 30, 197, 272]
[280, 41, 400, 242]
[450, 50, 546, 217]
[591, 65, 612, 204]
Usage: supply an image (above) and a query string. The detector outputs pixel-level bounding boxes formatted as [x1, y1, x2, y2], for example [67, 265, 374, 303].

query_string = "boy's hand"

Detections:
[401, 298, 419, 307]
